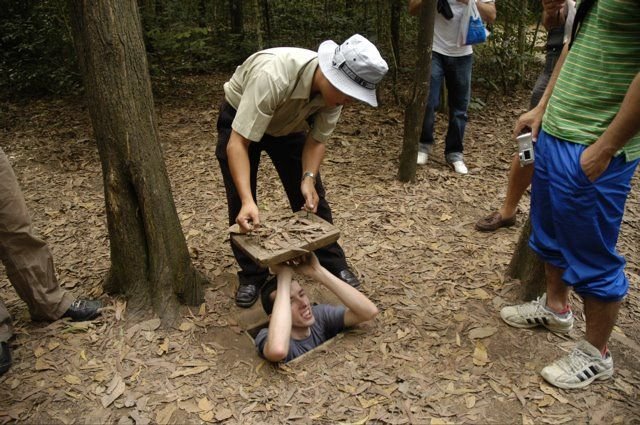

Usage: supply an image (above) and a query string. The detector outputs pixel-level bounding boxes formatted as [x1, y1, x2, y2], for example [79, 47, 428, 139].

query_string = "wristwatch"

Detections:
[302, 171, 316, 182]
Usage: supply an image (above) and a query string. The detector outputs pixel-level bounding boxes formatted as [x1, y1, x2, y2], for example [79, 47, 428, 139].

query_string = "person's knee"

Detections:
[573, 277, 628, 302]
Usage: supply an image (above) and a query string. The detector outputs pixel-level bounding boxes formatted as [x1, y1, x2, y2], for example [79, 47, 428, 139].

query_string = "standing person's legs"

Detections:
[265, 135, 359, 286]
[215, 103, 268, 306]
[475, 47, 556, 231]
[475, 155, 534, 231]
[0, 147, 73, 322]
[500, 132, 575, 333]
[443, 53, 473, 165]
[503, 132, 639, 388]
[418, 52, 445, 163]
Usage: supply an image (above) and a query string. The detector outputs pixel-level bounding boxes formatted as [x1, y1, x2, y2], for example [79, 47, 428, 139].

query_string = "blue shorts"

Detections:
[529, 131, 639, 301]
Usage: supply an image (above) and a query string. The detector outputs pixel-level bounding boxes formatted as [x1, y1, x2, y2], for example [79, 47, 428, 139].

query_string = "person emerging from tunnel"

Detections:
[255, 253, 378, 363]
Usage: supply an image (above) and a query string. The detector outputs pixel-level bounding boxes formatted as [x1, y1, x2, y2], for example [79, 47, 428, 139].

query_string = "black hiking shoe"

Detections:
[0, 341, 11, 377]
[62, 299, 103, 321]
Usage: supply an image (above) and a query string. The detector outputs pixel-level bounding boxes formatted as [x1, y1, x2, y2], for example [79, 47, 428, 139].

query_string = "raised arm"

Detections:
[542, 0, 567, 30]
[294, 254, 378, 327]
[408, 0, 422, 16]
[476, 1, 496, 24]
[261, 266, 294, 362]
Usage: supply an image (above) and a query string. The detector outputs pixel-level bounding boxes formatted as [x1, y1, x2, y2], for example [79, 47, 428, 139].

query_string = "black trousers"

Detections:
[215, 102, 348, 286]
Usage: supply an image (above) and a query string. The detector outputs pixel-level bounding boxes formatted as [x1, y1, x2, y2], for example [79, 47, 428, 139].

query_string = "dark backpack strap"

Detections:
[569, 0, 596, 50]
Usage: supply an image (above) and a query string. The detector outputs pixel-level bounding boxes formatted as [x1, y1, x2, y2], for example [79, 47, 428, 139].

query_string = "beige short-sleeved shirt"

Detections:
[223, 47, 342, 143]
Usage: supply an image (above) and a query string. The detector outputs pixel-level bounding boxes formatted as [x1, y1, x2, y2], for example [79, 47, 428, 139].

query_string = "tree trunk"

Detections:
[260, 0, 272, 46]
[229, 0, 243, 36]
[506, 214, 545, 300]
[253, 0, 264, 50]
[516, 0, 528, 86]
[68, 0, 206, 324]
[397, 0, 436, 182]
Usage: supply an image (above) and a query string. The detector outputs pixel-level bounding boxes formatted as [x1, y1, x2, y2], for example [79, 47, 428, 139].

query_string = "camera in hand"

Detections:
[517, 132, 535, 166]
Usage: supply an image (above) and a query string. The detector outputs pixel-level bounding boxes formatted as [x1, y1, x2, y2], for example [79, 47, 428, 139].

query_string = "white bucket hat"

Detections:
[318, 34, 388, 107]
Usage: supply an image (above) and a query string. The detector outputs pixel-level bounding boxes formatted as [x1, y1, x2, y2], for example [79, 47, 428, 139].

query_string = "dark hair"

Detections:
[260, 276, 278, 315]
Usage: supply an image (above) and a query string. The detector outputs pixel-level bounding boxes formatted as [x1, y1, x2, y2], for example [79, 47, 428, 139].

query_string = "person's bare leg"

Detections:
[584, 296, 620, 352]
[498, 154, 535, 220]
[544, 263, 570, 313]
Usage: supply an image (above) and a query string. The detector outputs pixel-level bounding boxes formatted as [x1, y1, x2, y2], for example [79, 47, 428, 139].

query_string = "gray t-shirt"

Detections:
[255, 304, 346, 362]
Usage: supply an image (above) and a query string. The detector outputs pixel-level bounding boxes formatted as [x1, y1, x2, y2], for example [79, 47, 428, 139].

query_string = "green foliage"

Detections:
[473, 0, 543, 95]
[0, 0, 547, 99]
[0, 0, 79, 97]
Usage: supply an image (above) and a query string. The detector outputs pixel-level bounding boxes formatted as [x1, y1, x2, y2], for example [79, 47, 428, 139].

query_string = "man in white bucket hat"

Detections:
[215, 34, 388, 308]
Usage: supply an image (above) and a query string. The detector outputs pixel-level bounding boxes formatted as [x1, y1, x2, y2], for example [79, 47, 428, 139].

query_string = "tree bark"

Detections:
[260, 0, 272, 46]
[68, 0, 206, 324]
[506, 214, 545, 300]
[397, 0, 436, 182]
[229, 0, 243, 36]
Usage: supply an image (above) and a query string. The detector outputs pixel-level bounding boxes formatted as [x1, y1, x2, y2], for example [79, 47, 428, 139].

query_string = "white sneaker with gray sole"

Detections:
[541, 340, 613, 389]
[500, 293, 574, 333]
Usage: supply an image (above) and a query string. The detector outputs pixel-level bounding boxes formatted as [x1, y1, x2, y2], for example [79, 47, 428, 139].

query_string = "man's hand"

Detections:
[293, 253, 323, 280]
[514, 105, 545, 140]
[580, 143, 612, 183]
[270, 263, 294, 280]
[542, 0, 565, 13]
[236, 201, 260, 232]
[301, 179, 319, 213]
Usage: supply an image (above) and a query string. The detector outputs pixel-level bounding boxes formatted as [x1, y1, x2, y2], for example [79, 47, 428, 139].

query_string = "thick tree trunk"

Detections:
[397, 0, 436, 182]
[68, 0, 206, 324]
[507, 215, 545, 300]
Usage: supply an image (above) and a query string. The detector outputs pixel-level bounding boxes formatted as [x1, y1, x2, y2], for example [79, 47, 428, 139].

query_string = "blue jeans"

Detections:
[419, 52, 473, 163]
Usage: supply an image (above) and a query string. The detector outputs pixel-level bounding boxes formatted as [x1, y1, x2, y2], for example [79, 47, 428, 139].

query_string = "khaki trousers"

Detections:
[0, 147, 72, 342]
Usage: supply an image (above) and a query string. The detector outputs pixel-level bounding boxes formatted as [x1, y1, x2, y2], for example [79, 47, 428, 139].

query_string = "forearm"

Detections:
[594, 73, 640, 155]
[227, 130, 254, 204]
[301, 134, 325, 176]
[408, 0, 422, 16]
[313, 267, 378, 323]
[477, 1, 496, 24]
[263, 276, 292, 361]
[542, 0, 566, 30]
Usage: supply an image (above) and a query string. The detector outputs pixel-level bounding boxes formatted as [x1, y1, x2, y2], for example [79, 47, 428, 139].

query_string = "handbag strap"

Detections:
[569, 0, 596, 50]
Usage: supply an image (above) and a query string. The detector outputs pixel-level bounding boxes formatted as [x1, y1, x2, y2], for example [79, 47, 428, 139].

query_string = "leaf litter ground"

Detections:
[0, 75, 639, 424]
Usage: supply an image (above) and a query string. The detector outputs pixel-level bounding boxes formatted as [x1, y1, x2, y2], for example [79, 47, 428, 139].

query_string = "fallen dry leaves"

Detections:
[0, 75, 638, 424]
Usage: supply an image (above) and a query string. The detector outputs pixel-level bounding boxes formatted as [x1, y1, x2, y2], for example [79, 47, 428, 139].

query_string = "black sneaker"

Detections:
[62, 299, 103, 321]
[0, 341, 11, 377]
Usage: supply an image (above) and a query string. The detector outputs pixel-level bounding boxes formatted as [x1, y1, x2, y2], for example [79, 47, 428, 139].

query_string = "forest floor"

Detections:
[0, 74, 639, 424]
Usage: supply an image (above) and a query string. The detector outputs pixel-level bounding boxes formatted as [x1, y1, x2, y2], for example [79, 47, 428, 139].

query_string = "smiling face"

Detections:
[289, 280, 315, 330]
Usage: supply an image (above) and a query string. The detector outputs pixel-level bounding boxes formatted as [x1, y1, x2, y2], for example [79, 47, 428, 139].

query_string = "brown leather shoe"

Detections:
[475, 211, 516, 232]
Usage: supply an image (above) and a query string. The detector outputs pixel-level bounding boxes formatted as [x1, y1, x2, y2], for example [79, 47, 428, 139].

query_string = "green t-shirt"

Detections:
[542, 0, 640, 161]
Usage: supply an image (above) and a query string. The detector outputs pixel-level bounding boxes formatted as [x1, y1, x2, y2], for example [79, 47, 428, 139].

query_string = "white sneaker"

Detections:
[450, 160, 468, 174]
[417, 151, 428, 165]
[540, 340, 614, 389]
[500, 293, 574, 333]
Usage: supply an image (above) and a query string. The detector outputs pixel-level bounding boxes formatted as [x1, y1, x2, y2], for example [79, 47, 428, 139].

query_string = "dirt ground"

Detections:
[0, 75, 639, 424]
